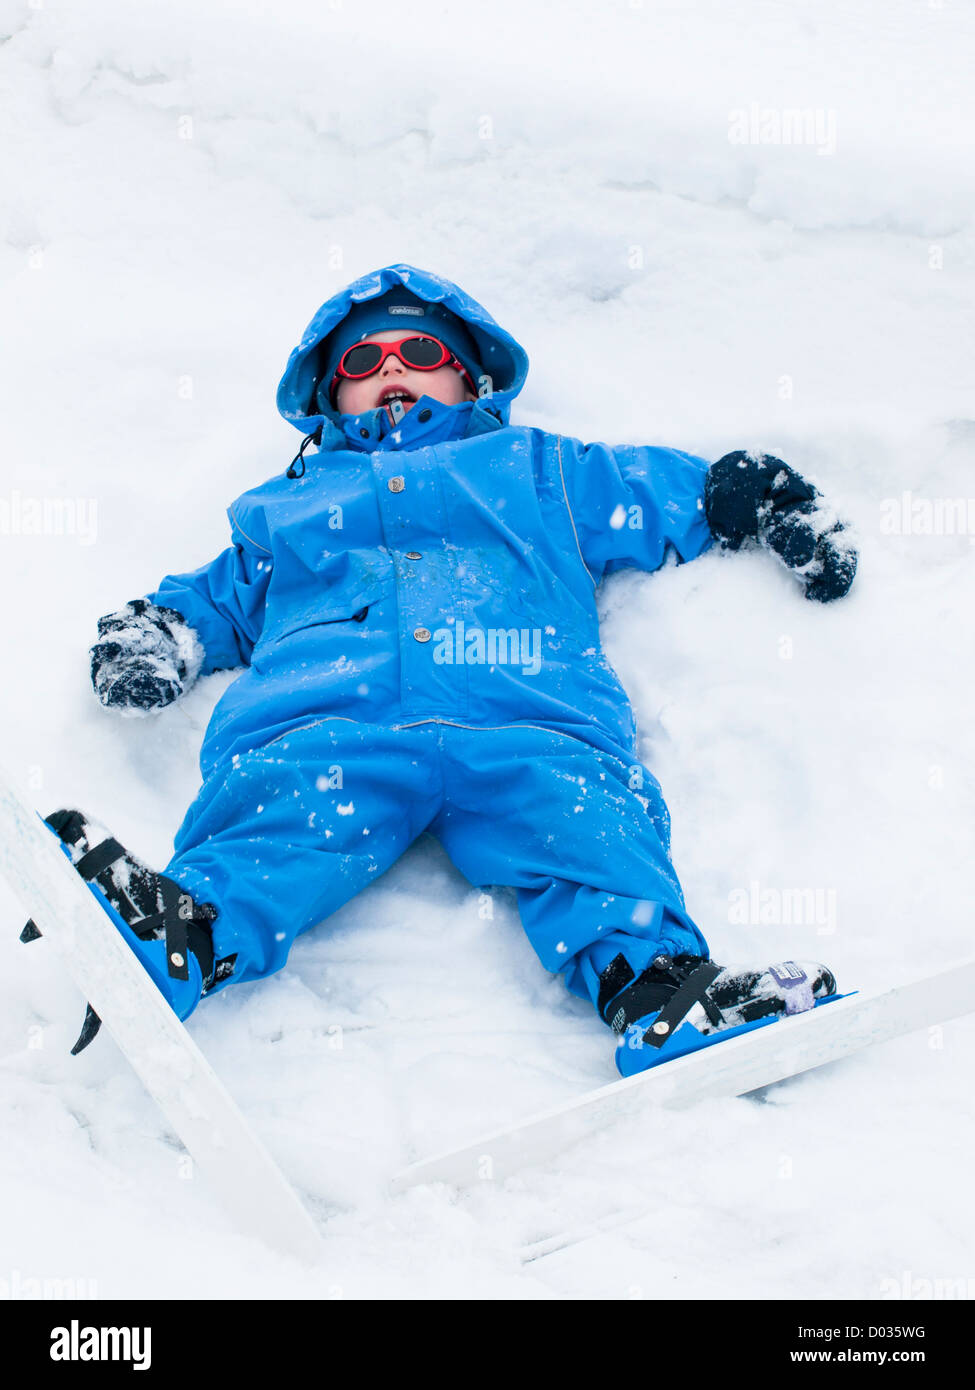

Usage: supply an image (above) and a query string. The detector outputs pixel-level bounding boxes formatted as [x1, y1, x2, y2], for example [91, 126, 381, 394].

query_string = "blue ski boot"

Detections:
[599, 952, 839, 1077]
[20, 808, 231, 1052]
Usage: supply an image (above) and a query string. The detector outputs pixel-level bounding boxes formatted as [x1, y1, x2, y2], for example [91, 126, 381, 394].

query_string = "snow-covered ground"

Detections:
[1, 0, 974, 1300]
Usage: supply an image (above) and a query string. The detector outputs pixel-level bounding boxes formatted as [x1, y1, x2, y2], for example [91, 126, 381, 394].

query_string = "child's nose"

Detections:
[380, 354, 406, 375]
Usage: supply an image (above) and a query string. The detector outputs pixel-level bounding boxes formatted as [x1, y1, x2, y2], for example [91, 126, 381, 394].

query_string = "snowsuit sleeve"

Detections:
[144, 509, 272, 675]
[558, 438, 713, 583]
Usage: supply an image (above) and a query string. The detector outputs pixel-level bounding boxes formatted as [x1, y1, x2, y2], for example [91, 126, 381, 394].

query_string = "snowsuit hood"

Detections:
[276, 264, 530, 452]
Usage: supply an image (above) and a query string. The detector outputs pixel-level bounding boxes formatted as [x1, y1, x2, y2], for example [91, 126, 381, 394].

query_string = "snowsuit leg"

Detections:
[428, 723, 709, 1022]
[162, 720, 442, 991]
[162, 718, 704, 1033]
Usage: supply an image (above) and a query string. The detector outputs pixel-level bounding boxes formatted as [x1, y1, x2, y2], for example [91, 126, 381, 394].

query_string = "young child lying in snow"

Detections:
[38, 264, 858, 1074]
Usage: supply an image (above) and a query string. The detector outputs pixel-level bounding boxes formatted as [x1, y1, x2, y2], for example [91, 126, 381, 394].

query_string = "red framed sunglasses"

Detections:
[330, 334, 475, 400]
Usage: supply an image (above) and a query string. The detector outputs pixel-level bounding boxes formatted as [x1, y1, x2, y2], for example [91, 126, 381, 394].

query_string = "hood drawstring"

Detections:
[286, 425, 322, 479]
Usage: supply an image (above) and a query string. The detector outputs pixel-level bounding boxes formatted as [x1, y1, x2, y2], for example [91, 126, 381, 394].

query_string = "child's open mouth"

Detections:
[379, 387, 416, 411]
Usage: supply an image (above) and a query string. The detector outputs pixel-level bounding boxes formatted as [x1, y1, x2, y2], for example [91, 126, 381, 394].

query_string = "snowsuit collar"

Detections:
[331, 393, 506, 454]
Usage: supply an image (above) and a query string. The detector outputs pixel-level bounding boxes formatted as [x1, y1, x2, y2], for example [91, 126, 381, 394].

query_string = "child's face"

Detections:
[334, 330, 475, 421]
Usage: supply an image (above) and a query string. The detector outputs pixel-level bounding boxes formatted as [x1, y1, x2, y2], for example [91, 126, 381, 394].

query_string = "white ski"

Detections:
[0, 765, 324, 1265]
[390, 960, 975, 1193]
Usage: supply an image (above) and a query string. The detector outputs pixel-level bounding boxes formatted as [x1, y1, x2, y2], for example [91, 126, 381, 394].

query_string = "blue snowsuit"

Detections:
[148, 265, 715, 1030]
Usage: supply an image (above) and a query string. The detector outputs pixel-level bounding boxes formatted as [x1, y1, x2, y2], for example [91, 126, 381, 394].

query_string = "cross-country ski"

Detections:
[0, 766, 323, 1265]
[390, 962, 975, 1193]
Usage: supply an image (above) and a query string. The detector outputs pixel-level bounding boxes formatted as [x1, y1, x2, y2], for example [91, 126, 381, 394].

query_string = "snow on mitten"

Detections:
[705, 451, 858, 602]
[90, 599, 204, 714]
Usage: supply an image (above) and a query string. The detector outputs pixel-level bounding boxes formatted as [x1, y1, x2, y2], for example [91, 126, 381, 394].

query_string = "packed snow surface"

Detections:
[1, 0, 973, 1299]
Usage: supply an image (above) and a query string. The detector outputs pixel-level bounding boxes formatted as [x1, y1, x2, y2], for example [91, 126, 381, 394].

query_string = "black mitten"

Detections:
[704, 451, 857, 602]
[90, 599, 204, 713]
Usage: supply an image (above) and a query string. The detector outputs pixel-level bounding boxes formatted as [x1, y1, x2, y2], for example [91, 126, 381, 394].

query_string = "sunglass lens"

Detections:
[400, 337, 447, 369]
[342, 343, 383, 376]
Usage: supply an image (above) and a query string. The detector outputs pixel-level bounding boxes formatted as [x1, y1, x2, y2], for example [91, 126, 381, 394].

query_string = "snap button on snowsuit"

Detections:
[413, 627, 432, 643]
[388, 476, 405, 493]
